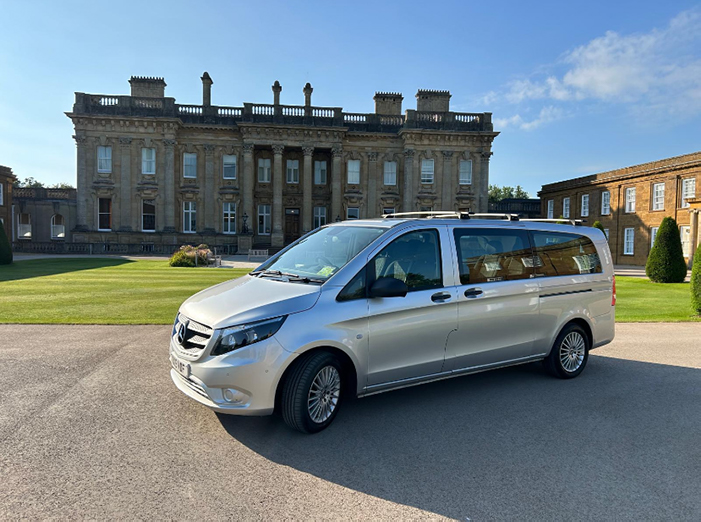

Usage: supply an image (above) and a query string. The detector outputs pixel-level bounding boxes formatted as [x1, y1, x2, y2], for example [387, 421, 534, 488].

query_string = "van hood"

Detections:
[179, 275, 321, 330]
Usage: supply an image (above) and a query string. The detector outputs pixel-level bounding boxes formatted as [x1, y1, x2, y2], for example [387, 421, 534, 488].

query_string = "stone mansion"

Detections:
[66, 74, 498, 250]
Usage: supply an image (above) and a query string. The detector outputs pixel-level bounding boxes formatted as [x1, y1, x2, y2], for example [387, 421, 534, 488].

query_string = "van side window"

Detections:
[337, 268, 366, 302]
[372, 229, 442, 292]
[530, 231, 602, 277]
[454, 228, 534, 284]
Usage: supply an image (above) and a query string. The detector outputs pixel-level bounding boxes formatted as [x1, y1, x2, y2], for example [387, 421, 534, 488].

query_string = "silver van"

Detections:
[170, 213, 615, 433]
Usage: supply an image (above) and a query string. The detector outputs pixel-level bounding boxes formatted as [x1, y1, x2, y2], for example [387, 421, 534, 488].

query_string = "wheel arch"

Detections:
[547, 316, 594, 356]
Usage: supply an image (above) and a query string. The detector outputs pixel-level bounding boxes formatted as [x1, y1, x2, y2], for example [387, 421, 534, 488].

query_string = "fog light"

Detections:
[223, 388, 246, 404]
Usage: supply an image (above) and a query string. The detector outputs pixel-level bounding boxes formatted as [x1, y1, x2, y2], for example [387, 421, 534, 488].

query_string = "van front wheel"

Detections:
[281, 352, 343, 434]
[544, 323, 589, 379]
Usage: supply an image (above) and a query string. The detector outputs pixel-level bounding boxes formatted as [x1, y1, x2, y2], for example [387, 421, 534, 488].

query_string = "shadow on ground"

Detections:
[0, 258, 133, 282]
[219, 356, 701, 520]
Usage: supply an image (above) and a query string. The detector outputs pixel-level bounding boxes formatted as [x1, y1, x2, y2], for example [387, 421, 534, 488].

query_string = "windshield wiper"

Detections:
[258, 270, 324, 284]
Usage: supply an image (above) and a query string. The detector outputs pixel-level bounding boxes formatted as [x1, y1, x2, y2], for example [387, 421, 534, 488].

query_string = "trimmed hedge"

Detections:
[0, 220, 12, 265]
[645, 217, 687, 283]
[169, 244, 211, 267]
[691, 246, 701, 315]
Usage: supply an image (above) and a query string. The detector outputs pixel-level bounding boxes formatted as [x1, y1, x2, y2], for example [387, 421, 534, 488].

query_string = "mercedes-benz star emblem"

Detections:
[177, 323, 187, 345]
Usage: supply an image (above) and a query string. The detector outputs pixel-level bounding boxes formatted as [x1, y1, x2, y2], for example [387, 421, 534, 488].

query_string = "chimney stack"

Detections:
[373, 92, 403, 115]
[201, 72, 213, 107]
[415, 89, 451, 112]
[128, 76, 166, 98]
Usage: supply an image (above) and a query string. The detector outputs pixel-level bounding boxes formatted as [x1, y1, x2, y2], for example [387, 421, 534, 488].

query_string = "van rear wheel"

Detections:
[281, 352, 343, 434]
[544, 323, 589, 379]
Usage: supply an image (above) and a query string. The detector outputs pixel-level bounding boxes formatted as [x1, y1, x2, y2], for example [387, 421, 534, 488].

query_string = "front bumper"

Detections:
[168, 336, 295, 416]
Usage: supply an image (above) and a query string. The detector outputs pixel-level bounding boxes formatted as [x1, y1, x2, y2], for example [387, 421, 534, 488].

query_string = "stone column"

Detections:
[163, 139, 176, 232]
[479, 151, 492, 212]
[204, 144, 216, 234]
[442, 151, 454, 212]
[242, 144, 254, 234]
[367, 152, 378, 218]
[73, 135, 88, 230]
[402, 149, 415, 212]
[117, 137, 133, 231]
[302, 146, 314, 233]
[331, 146, 343, 221]
[689, 209, 699, 268]
[271, 144, 285, 246]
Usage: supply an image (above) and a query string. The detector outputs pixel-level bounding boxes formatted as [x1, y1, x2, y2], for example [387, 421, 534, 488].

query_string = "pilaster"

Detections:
[118, 137, 133, 231]
[73, 135, 88, 230]
[441, 151, 454, 212]
[367, 152, 378, 218]
[331, 147, 343, 221]
[480, 151, 492, 212]
[302, 146, 314, 232]
[204, 144, 216, 233]
[271, 144, 284, 247]
[403, 149, 415, 212]
[163, 139, 176, 232]
[242, 144, 254, 234]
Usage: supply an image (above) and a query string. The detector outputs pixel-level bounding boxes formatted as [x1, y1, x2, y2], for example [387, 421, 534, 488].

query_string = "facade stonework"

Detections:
[66, 74, 498, 250]
[539, 152, 701, 266]
[10, 188, 77, 245]
[0, 165, 15, 232]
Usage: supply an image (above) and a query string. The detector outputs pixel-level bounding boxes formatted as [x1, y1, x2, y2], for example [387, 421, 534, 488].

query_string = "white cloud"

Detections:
[490, 8, 701, 127]
[495, 106, 564, 131]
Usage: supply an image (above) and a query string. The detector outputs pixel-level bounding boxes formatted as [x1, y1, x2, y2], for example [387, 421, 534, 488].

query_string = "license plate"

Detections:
[170, 353, 190, 379]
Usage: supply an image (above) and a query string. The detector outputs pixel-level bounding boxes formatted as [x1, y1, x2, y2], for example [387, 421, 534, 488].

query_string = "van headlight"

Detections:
[211, 316, 287, 356]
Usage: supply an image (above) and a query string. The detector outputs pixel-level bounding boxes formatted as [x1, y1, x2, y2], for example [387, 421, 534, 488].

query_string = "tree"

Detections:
[645, 217, 687, 283]
[13, 177, 74, 189]
[691, 246, 701, 315]
[48, 182, 75, 189]
[592, 221, 606, 234]
[488, 184, 530, 203]
[0, 219, 12, 265]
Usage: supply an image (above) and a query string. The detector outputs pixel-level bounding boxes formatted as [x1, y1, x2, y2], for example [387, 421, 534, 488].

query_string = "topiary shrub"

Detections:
[645, 217, 687, 283]
[0, 220, 12, 265]
[169, 244, 211, 267]
[691, 246, 701, 315]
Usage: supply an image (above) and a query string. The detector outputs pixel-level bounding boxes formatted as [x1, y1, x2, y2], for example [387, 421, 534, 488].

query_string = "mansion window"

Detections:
[459, 159, 472, 185]
[625, 187, 636, 213]
[183, 153, 197, 178]
[383, 207, 396, 216]
[547, 200, 554, 219]
[51, 214, 65, 239]
[681, 178, 696, 208]
[314, 161, 327, 185]
[18, 213, 31, 239]
[286, 160, 300, 184]
[258, 158, 271, 183]
[98, 198, 112, 231]
[97, 146, 112, 173]
[142, 148, 156, 175]
[258, 204, 271, 235]
[183, 201, 196, 233]
[223, 155, 237, 179]
[563, 197, 570, 219]
[347, 207, 359, 220]
[650, 226, 658, 249]
[601, 191, 611, 215]
[581, 194, 589, 217]
[680, 226, 691, 257]
[347, 160, 360, 185]
[223, 202, 236, 234]
[313, 206, 327, 229]
[142, 200, 156, 232]
[652, 183, 665, 211]
[623, 228, 634, 255]
[421, 159, 434, 184]
[383, 161, 397, 186]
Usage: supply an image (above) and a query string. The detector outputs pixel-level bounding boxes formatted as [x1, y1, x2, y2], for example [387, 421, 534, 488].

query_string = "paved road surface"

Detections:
[1, 324, 699, 520]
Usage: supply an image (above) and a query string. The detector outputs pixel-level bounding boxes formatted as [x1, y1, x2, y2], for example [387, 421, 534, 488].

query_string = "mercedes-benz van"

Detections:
[170, 213, 615, 433]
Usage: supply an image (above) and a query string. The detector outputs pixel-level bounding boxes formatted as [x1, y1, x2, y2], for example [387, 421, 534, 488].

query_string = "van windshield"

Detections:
[254, 226, 387, 282]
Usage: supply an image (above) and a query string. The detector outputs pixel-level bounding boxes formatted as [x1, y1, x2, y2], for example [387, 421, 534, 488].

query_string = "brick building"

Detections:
[10, 187, 77, 246]
[539, 152, 700, 266]
[65, 74, 498, 252]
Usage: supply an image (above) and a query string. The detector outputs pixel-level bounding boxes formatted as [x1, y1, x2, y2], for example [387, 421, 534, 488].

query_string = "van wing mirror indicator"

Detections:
[369, 277, 409, 298]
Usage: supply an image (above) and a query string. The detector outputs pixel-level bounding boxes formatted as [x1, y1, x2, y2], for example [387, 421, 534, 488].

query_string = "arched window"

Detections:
[18, 213, 31, 239]
[51, 214, 65, 239]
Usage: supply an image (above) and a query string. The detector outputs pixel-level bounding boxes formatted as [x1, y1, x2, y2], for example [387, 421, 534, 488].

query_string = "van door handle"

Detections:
[464, 288, 483, 298]
[431, 292, 452, 303]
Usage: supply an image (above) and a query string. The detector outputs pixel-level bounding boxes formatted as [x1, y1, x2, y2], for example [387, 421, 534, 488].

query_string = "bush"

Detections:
[691, 246, 701, 315]
[645, 217, 687, 283]
[592, 221, 605, 234]
[169, 244, 211, 267]
[0, 220, 12, 265]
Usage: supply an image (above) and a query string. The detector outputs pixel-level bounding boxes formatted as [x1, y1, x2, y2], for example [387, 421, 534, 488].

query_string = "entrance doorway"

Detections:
[284, 208, 301, 244]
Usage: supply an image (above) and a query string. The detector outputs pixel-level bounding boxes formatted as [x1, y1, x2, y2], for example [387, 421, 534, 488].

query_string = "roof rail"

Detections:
[469, 213, 520, 221]
[521, 218, 585, 226]
[382, 211, 470, 219]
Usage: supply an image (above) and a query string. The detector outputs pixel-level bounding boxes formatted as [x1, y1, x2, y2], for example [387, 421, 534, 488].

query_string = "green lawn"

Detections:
[0, 259, 698, 324]
[0, 259, 247, 324]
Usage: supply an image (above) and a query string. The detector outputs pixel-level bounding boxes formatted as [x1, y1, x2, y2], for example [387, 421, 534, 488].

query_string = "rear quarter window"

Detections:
[530, 231, 602, 277]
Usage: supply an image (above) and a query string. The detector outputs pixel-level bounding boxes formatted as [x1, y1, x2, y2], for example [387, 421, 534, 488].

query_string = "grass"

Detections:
[0, 259, 248, 324]
[0, 260, 699, 324]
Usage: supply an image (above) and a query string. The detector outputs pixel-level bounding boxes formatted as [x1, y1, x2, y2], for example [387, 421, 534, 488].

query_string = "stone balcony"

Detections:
[71, 93, 493, 133]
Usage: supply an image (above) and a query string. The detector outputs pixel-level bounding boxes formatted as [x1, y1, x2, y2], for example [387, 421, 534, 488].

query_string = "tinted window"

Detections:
[454, 228, 534, 284]
[337, 268, 367, 302]
[373, 229, 442, 292]
[530, 231, 602, 277]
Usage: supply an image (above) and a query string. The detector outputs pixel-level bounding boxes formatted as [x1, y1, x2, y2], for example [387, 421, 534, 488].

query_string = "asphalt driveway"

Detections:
[0, 324, 699, 520]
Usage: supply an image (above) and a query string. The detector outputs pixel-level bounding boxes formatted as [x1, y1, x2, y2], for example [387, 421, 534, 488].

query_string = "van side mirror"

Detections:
[369, 277, 408, 298]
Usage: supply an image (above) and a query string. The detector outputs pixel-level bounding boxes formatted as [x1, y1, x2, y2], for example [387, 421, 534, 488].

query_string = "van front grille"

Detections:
[174, 314, 213, 351]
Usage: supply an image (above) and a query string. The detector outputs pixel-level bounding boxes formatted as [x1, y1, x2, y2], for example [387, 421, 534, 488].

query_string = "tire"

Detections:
[544, 323, 590, 379]
[281, 351, 344, 434]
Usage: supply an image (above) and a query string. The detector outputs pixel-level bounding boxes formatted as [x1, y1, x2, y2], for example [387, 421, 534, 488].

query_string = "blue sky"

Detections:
[1, 0, 699, 196]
